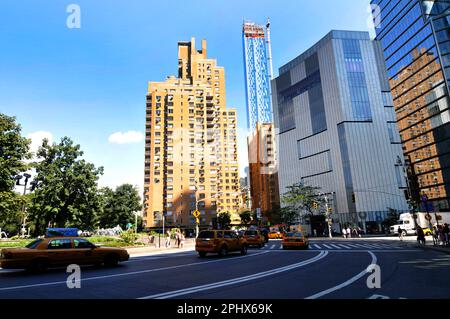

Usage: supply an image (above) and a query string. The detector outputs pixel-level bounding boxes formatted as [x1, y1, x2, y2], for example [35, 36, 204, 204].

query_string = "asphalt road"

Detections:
[1, 239, 449, 299]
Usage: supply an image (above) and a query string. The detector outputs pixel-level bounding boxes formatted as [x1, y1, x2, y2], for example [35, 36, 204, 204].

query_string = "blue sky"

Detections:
[0, 0, 371, 194]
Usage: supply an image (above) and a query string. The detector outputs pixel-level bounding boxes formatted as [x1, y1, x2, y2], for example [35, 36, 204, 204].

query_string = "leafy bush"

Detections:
[119, 230, 138, 245]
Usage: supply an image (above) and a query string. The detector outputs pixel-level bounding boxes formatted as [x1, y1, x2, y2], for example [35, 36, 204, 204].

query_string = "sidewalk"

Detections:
[126, 238, 196, 257]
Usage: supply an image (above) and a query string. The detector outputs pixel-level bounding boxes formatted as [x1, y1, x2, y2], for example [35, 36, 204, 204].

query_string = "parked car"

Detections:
[282, 232, 309, 250]
[0, 237, 129, 272]
[243, 230, 265, 248]
[195, 230, 248, 258]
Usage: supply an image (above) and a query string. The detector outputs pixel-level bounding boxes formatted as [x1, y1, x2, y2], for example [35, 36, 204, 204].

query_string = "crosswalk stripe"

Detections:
[346, 244, 360, 248]
[329, 244, 342, 249]
[313, 244, 322, 249]
[338, 244, 352, 249]
[270, 244, 276, 250]
[322, 244, 333, 249]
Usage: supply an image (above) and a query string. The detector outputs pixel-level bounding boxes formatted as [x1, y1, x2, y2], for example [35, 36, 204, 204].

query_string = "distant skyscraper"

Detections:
[371, 0, 450, 211]
[243, 20, 273, 131]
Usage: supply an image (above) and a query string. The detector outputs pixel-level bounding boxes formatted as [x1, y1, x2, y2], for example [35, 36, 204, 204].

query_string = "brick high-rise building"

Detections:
[247, 122, 280, 219]
[143, 38, 240, 229]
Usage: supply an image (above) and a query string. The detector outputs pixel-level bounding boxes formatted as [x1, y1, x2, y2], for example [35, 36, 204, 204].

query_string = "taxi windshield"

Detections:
[285, 232, 302, 237]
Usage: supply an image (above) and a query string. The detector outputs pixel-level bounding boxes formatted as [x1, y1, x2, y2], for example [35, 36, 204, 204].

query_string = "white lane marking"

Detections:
[322, 244, 333, 249]
[268, 250, 417, 253]
[362, 244, 380, 249]
[138, 251, 329, 299]
[306, 251, 377, 299]
[127, 252, 197, 263]
[313, 244, 322, 250]
[270, 245, 276, 250]
[0, 251, 270, 292]
[329, 244, 342, 249]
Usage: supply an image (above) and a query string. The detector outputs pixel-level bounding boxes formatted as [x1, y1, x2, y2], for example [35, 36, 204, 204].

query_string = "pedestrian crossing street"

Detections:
[259, 241, 407, 251]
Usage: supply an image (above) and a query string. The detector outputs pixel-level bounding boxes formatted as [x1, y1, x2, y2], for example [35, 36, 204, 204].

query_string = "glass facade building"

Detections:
[243, 21, 273, 131]
[372, 0, 450, 211]
[272, 30, 408, 230]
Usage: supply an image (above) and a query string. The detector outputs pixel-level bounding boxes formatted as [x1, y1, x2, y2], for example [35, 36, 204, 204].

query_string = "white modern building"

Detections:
[272, 30, 409, 231]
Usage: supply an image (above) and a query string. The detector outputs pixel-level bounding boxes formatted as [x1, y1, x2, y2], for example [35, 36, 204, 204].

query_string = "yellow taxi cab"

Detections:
[268, 231, 282, 239]
[242, 230, 265, 248]
[0, 237, 129, 272]
[195, 230, 248, 258]
[282, 232, 309, 250]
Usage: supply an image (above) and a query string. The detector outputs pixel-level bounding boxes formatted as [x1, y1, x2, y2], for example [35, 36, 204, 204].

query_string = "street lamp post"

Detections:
[15, 173, 32, 238]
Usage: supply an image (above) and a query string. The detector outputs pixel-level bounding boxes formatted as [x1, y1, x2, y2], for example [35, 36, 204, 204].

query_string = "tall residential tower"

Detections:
[243, 20, 280, 218]
[243, 20, 274, 131]
[143, 38, 240, 229]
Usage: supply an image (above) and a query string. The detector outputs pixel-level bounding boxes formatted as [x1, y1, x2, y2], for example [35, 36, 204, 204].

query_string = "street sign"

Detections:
[256, 208, 261, 219]
[193, 210, 201, 218]
[196, 217, 200, 224]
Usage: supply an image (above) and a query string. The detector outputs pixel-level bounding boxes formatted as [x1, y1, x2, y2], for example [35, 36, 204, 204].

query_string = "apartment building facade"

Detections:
[143, 38, 240, 228]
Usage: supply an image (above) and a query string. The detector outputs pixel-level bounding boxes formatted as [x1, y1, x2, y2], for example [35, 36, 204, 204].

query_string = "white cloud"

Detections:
[108, 131, 144, 144]
[27, 131, 53, 154]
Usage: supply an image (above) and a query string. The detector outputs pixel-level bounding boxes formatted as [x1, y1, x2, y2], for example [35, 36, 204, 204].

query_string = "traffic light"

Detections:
[313, 202, 318, 209]
[328, 207, 332, 213]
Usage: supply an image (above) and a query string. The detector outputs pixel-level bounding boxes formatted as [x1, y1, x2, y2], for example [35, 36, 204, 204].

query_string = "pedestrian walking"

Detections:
[342, 227, 347, 239]
[180, 231, 186, 248]
[175, 230, 181, 248]
[432, 226, 439, 246]
[346, 227, 351, 239]
[443, 223, 449, 246]
[165, 230, 171, 248]
[357, 226, 362, 238]
[398, 226, 403, 241]
[416, 226, 425, 245]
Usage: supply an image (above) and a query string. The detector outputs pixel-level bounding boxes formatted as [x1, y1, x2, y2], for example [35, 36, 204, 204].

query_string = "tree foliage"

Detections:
[97, 184, 142, 229]
[0, 113, 31, 235]
[28, 137, 104, 235]
[239, 211, 252, 225]
[0, 113, 31, 192]
[281, 182, 325, 224]
[217, 212, 231, 229]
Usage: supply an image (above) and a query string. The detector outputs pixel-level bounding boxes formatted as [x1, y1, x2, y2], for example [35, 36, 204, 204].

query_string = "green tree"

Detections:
[0, 113, 31, 235]
[97, 184, 142, 229]
[281, 182, 325, 224]
[279, 206, 298, 225]
[239, 210, 252, 226]
[217, 212, 231, 229]
[28, 137, 104, 235]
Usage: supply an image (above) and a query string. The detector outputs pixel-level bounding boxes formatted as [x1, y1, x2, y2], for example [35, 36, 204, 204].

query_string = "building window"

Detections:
[343, 39, 372, 121]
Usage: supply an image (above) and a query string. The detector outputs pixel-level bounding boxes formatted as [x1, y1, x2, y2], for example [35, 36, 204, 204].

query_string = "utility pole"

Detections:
[195, 179, 199, 238]
[324, 194, 333, 239]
